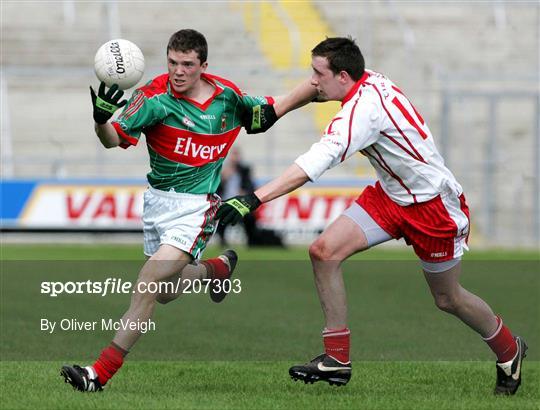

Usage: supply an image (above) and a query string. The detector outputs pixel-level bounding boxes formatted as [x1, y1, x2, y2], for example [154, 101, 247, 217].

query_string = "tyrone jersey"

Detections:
[112, 73, 272, 194]
[295, 70, 462, 205]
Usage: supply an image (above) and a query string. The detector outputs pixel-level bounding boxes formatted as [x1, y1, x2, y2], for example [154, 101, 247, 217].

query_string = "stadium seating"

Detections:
[2, 1, 538, 245]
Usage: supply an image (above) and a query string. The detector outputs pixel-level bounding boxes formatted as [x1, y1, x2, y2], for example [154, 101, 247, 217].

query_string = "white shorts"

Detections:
[143, 187, 220, 259]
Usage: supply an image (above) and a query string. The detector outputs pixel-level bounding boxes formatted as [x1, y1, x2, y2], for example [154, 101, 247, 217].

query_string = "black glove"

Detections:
[242, 104, 278, 134]
[90, 82, 127, 124]
[215, 193, 262, 226]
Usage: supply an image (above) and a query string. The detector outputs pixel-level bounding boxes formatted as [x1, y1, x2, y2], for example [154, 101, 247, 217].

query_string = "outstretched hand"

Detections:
[215, 193, 262, 226]
[90, 82, 127, 124]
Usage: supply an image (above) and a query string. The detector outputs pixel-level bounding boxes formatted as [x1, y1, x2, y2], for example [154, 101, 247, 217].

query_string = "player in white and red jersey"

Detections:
[217, 37, 527, 395]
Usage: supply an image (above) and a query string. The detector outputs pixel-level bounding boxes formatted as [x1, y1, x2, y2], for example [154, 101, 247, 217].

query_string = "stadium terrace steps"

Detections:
[314, 2, 537, 78]
[235, 1, 338, 139]
[3, 2, 316, 179]
[3, 2, 538, 245]
[2, 2, 254, 67]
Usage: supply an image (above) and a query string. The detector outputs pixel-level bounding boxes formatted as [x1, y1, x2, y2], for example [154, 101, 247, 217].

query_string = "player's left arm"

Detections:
[254, 164, 310, 203]
[216, 127, 345, 227]
[242, 79, 317, 134]
[272, 79, 318, 117]
[215, 164, 310, 226]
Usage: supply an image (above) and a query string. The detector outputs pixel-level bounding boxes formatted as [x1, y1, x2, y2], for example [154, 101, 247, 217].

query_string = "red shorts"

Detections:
[356, 182, 470, 262]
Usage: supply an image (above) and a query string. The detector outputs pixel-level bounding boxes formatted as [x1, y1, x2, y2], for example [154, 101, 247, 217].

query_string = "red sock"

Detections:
[483, 316, 517, 362]
[93, 344, 126, 385]
[323, 327, 350, 364]
[201, 257, 229, 280]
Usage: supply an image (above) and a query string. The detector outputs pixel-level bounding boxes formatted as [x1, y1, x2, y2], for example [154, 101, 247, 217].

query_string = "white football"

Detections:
[94, 39, 145, 90]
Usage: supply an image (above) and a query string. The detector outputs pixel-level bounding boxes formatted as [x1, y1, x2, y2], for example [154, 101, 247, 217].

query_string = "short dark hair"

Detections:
[167, 29, 208, 63]
[311, 37, 364, 81]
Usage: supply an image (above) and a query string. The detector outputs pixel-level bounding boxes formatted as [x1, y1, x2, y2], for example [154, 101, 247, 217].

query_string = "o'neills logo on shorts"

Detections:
[109, 41, 125, 74]
[430, 251, 448, 258]
[146, 124, 240, 166]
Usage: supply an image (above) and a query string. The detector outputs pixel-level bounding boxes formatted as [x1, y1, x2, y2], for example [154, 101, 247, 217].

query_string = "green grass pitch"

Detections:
[1, 244, 538, 409]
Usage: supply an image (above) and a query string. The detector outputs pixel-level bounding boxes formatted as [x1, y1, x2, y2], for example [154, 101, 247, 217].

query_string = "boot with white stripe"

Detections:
[289, 353, 352, 386]
[494, 336, 528, 395]
[61, 364, 103, 392]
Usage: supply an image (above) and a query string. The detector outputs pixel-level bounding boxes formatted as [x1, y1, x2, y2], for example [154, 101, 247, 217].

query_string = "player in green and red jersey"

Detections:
[114, 69, 272, 194]
[61, 29, 317, 392]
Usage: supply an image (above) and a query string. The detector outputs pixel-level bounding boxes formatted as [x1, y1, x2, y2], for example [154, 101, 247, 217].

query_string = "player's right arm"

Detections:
[94, 123, 121, 148]
[91, 80, 164, 150]
[90, 82, 126, 148]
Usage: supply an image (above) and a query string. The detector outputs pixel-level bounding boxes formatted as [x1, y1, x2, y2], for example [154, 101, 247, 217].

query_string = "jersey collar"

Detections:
[341, 71, 370, 106]
[168, 73, 224, 111]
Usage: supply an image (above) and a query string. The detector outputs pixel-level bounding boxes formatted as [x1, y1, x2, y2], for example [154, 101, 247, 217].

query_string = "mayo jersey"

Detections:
[112, 73, 272, 194]
[295, 70, 462, 205]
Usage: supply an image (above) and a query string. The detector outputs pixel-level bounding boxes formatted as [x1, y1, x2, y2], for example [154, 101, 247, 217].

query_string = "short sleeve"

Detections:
[112, 90, 163, 149]
[240, 94, 275, 110]
[295, 93, 382, 181]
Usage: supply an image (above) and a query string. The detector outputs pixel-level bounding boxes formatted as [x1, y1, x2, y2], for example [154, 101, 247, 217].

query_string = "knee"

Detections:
[309, 239, 337, 262]
[433, 293, 461, 314]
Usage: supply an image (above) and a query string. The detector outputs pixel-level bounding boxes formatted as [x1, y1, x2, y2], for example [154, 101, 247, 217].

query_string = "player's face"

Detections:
[310, 56, 343, 101]
[167, 50, 208, 95]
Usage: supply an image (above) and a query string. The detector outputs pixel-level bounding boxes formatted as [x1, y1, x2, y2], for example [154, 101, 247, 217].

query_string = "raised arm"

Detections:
[255, 164, 310, 203]
[215, 164, 310, 227]
[90, 82, 127, 148]
[272, 79, 318, 118]
[242, 79, 317, 134]
[94, 122, 121, 148]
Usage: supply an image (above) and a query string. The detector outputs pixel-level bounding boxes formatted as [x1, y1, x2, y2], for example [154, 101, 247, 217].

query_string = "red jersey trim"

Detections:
[380, 131, 424, 163]
[327, 117, 343, 134]
[363, 146, 417, 203]
[391, 96, 428, 140]
[112, 122, 139, 149]
[136, 73, 273, 113]
[137, 74, 169, 98]
[168, 73, 224, 111]
[207, 74, 275, 106]
[391, 85, 425, 125]
[341, 71, 370, 106]
[207, 73, 243, 96]
[122, 92, 145, 121]
[367, 82, 426, 163]
[341, 99, 360, 162]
